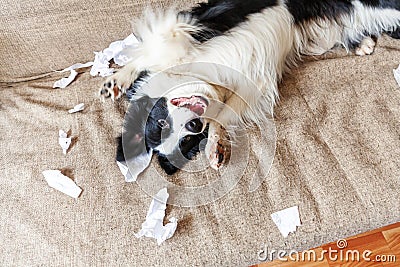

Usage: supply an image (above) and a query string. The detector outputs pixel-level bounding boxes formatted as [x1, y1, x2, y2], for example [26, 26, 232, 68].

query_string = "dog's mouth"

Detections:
[170, 95, 208, 116]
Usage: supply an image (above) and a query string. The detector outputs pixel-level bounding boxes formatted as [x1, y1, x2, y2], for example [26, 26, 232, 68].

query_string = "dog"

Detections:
[100, 0, 400, 177]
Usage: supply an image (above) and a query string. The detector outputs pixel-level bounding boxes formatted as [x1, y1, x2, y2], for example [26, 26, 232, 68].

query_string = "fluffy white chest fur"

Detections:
[100, 0, 400, 175]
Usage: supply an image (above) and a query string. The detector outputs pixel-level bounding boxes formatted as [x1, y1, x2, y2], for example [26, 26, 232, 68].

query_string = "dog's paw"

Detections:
[205, 125, 230, 170]
[355, 37, 376, 56]
[99, 78, 123, 100]
[99, 70, 136, 100]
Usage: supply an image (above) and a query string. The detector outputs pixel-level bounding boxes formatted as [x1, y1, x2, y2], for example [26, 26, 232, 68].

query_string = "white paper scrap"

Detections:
[116, 161, 134, 182]
[117, 150, 153, 182]
[90, 51, 114, 77]
[53, 69, 78, 89]
[393, 64, 400, 88]
[53, 34, 138, 88]
[90, 33, 138, 77]
[135, 188, 178, 245]
[42, 170, 82, 198]
[271, 206, 301, 238]
[58, 129, 71, 155]
[113, 34, 139, 66]
[53, 62, 93, 89]
[68, 103, 85, 114]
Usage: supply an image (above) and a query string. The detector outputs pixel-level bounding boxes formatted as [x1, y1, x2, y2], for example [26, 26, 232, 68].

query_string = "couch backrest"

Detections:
[0, 0, 198, 82]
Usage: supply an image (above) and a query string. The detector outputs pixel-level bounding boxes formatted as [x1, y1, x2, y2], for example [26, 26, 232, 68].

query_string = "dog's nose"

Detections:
[185, 118, 203, 133]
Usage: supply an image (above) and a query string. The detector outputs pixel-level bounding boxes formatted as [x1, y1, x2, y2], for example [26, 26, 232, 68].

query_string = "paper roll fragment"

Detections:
[53, 62, 93, 88]
[58, 130, 71, 155]
[68, 103, 85, 114]
[42, 170, 82, 198]
[135, 188, 178, 245]
[271, 206, 301, 238]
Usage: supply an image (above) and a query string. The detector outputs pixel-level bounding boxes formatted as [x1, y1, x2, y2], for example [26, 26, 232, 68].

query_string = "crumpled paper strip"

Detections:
[135, 188, 178, 245]
[116, 149, 153, 182]
[59, 129, 71, 155]
[116, 161, 134, 182]
[90, 33, 138, 76]
[53, 34, 138, 88]
[42, 170, 82, 198]
[68, 103, 85, 114]
[271, 206, 302, 238]
[53, 62, 93, 88]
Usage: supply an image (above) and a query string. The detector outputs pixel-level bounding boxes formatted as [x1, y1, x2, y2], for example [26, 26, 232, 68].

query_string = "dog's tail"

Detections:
[131, 8, 202, 69]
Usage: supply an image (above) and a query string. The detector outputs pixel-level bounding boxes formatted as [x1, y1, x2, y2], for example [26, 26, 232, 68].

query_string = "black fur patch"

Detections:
[126, 70, 149, 99]
[188, 0, 399, 40]
[187, 0, 278, 42]
[116, 95, 162, 163]
[386, 27, 400, 39]
[287, 0, 400, 24]
[378, 0, 400, 10]
[287, 0, 354, 23]
[157, 127, 208, 175]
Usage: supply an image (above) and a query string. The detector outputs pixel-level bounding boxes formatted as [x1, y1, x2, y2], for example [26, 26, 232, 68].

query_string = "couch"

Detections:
[1, 0, 399, 266]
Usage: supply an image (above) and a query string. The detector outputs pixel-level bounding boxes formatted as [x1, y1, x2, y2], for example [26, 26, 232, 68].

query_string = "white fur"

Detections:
[110, 2, 400, 155]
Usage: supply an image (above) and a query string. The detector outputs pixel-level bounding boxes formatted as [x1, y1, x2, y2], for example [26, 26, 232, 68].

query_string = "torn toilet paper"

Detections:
[116, 150, 153, 182]
[53, 62, 93, 89]
[116, 161, 135, 182]
[271, 206, 301, 238]
[53, 34, 138, 88]
[42, 170, 82, 198]
[135, 188, 178, 245]
[68, 103, 85, 114]
[90, 33, 139, 77]
[59, 129, 71, 155]
[394, 64, 400, 88]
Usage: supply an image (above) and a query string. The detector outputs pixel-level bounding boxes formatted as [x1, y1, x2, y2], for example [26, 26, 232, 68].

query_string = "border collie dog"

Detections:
[100, 0, 400, 177]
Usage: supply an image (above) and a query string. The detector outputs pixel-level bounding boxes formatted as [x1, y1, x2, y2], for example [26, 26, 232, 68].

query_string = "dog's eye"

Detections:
[185, 118, 203, 133]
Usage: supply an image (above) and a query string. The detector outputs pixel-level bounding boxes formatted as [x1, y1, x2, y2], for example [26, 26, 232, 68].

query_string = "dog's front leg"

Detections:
[204, 121, 230, 170]
[99, 60, 144, 101]
[204, 93, 258, 170]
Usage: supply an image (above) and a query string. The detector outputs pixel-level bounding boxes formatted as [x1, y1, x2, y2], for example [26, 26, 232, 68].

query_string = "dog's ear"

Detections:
[116, 95, 157, 180]
[116, 135, 153, 182]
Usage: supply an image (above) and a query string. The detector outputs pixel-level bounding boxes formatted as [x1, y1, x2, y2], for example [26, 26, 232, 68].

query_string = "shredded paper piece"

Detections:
[116, 161, 135, 182]
[42, 170, 82, 198]
[394, 64, 400, 88]
[271, 206, 301, 238]
[68, 103, 85, 114]
[117, 150, 153, 182]
[135, 188, 178, 245]
[53, 34, 138, 88]
[58, 130, 71, 155]
[53, 62, 93, 88]
[90, 33, 138, 77]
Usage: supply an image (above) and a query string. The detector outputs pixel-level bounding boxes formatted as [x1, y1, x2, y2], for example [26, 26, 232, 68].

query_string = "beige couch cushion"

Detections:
[1, 0, 399, 266]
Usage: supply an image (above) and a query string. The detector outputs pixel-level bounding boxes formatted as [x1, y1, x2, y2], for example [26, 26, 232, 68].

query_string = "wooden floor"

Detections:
[252, 222, 399, 267]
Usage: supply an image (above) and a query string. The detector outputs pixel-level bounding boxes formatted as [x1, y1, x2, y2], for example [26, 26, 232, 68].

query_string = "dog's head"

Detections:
[117, 92, 211, 176]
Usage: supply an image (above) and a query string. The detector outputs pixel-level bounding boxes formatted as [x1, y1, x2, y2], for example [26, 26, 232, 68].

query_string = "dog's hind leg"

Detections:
[354, 36, 377, 56]
[204, 121, 230, 170]
[341, 2, 400, 56]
